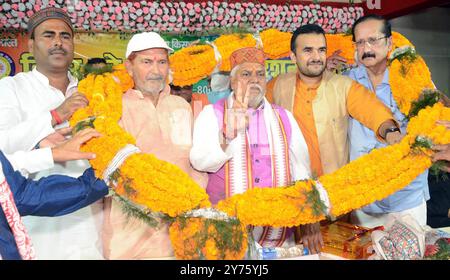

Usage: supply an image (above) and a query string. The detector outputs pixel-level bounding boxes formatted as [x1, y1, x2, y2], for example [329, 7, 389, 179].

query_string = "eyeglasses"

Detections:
[353, 36, 387, 48]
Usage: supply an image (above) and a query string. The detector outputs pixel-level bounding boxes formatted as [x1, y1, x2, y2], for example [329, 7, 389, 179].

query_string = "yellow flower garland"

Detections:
[214, 33, 257, 71]
[389, 55, 434, 116]
[325, 33, 355, 65]
[391, 31, 413, 50]
[71, 71, 211, 217]
[216, 103, 450, 227]
[111, 64, 134, 92]
[260, 29, 292, 59]
[216, 180, 324, 227]
[169, 217, 248, 260]
[170, 44, 217, 86]
[71, 31, 448, 260]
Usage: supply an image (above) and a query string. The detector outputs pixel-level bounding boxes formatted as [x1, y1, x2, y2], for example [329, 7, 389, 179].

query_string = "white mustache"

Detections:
[146, 75, 164, 81]
[249, 84, 263, 92]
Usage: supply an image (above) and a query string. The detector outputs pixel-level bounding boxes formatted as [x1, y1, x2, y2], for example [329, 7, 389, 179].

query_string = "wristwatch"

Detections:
[384, 127, 400, 139]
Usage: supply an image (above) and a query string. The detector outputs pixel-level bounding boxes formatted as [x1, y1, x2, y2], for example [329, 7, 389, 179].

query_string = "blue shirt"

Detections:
[346, 65, 429, 214]
[0, 151, 108, 260]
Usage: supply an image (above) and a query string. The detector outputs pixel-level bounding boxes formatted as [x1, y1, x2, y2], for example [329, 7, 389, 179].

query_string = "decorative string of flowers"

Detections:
[70, 33, 449, 260]
[214, 33, 257, 71]
[169, 209, 248, 260]
[216, 180, 326, 228]
[216, 103, 450, 227]
[70, 67, 211, 218]
[260, 29, 292, 59]
[169, 44, 217, 87]
[0, 0, 363, 34]
[388, 42, 435, 117]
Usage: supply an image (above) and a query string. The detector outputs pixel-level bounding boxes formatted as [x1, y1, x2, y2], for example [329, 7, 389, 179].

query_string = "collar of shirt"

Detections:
[352, 65, 390, 91]
[31, 67, 78, 96]
[295, 77, 320, 102]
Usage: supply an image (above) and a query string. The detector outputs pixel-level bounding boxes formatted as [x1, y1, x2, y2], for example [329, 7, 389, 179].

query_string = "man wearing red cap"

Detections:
[190, 47, 312, 249]
[0, 7, 103, 259]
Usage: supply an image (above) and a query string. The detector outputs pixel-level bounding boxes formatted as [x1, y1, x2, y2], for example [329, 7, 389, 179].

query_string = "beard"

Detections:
[298, 60, 326, 77]
[142, 75, 166, 95]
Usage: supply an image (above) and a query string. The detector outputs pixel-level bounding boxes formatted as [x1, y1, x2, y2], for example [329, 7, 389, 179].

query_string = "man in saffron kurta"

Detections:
[190, 47, 311, 248]
[101, 32, 207, 259]
[266, 24, 401, 254]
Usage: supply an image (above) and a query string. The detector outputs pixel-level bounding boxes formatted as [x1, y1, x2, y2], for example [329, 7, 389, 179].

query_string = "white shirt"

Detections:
[0, 68, 103, 260]
[0, 68, 78, 175]
[190, 96, 311, 181]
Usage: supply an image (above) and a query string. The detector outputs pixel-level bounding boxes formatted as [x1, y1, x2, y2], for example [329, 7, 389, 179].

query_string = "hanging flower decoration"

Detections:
[216, 180, 326, 227]
[216, 102, 450, 228]
[214, 33, 257, 71]
[169, 44, 217, 87]
[0, 0, 363, 35]
[70, 70, 211, 218]
[388, 45, 435, 117]
[110, 63, 134, 92]
[325, 33, 355, 65]
[169, 209, 248, 260]
[260, 29, 292, 59]
[391, 32, 413, 50]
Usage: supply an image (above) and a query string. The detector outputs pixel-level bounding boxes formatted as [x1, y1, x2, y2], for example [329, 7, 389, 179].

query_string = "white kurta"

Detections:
[0, 69, 103, 259]
[190, 96, 311, 183]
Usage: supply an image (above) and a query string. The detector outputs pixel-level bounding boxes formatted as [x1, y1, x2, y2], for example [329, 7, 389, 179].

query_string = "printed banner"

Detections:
[0, 33, 294, 96]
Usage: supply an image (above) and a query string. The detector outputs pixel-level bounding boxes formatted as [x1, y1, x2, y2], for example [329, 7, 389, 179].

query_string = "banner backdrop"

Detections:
[0, 32, 295, 97]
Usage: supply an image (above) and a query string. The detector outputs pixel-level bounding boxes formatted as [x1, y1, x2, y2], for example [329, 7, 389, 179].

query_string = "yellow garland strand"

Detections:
[216, 180, 324, 227]
[70, 70, 211, 216]
[389, 55, 434, 116]
[325, 33, 355, 65]
[72, 31, 447, 259]
[216, 103, 450, 227]
[169, 217, 248, 260]
[170, 44, 217, 86]
[215, 33, 257, 72]
[260, 29, 292, 59]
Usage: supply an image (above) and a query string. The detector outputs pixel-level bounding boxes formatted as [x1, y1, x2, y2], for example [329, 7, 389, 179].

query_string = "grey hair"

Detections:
[229, 65, 241, 78]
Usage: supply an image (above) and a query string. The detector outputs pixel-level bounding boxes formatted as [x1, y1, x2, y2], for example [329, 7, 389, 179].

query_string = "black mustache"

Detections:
[308, 61, 323, 66]
[48, 47, 67, 55]
[362, 53, 376, 59]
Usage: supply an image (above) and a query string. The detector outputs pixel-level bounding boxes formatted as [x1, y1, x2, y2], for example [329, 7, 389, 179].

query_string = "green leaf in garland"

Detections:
[407, 89, 441, 119]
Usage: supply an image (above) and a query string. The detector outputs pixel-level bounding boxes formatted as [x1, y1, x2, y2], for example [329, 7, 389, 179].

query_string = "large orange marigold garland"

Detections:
[214, 33, 257, 71]
[389, 47, 434, 116]
[260, 29, 292, 59]
[70, 69, 211, 218]
[70, 31, 448, 259]
[169, 44, 217, 87]
[169, 209, 248, 260]
[216, 103, 450, 228]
